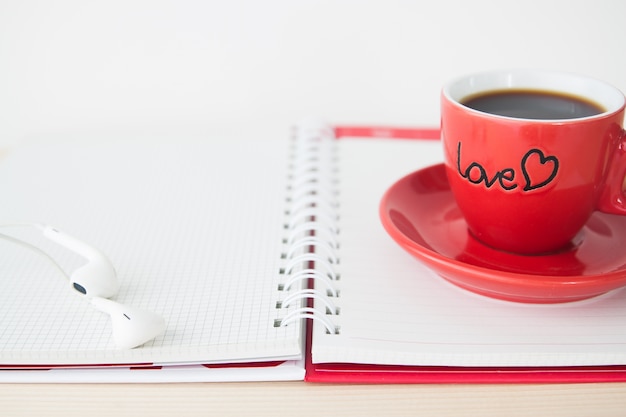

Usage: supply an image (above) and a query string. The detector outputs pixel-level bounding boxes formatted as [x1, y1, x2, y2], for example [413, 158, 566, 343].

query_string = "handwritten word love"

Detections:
[456, 142, 559, 191]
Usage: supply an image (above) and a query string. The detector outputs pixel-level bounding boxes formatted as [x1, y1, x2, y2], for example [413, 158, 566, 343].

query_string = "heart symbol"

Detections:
[521, 149, 559, 191]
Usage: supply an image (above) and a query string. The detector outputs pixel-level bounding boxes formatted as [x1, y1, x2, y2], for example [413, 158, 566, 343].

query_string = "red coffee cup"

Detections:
[441, 70, 626, 254]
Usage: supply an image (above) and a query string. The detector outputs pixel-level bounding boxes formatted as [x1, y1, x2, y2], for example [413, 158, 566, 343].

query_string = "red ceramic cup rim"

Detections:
[442, 69, 626, 123]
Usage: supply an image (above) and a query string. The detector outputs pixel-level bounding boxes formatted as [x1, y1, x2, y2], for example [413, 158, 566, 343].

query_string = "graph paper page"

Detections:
[0, 135, 303, 366]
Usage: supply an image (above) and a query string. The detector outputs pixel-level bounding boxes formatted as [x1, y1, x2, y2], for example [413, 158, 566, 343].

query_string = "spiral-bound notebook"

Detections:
[1, 121, 626, 383]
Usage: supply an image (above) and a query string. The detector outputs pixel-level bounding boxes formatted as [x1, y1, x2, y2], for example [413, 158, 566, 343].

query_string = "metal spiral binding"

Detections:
[274, 121, 341, 335]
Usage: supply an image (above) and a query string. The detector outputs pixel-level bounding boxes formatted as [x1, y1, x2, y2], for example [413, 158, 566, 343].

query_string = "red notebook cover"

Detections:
[303, 126, 626, 384]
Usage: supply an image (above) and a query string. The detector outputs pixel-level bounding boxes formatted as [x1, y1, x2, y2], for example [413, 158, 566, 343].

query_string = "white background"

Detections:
[1, 0, 625, 145]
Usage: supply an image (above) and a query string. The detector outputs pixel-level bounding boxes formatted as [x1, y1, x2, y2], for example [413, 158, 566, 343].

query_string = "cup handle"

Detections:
[598, 128, 626, 215]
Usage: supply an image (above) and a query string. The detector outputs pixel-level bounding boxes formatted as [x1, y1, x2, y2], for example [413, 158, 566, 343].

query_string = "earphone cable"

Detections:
[0, 224, 71, 280]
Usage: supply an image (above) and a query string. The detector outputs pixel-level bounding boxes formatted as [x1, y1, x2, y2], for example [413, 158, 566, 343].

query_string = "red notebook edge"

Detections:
[305, 125, 626, 384]
[305, 360, 626, 384]
[333, 125, 441, 140]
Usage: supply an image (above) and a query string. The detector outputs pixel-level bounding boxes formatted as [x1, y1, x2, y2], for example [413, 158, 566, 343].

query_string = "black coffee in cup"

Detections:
[461, 89, 605, 120]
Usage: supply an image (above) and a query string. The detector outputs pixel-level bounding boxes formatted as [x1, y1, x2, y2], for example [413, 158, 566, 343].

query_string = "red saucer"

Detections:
[380, 164, 626, 303]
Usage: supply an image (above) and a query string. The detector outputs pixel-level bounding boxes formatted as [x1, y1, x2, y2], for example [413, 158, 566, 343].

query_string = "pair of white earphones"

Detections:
[1, 224, 165, 349]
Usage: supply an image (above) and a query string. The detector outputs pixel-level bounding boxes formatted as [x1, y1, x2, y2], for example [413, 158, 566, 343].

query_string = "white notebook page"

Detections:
[311, 137, 626, 367]
[0, 136, 303, 365]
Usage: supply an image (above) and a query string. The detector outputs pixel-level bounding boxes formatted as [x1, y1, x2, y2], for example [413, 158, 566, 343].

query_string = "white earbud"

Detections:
[42, 225, 120, 298]
[37, 224, 166, 349]
[90, 297, 166, 349]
